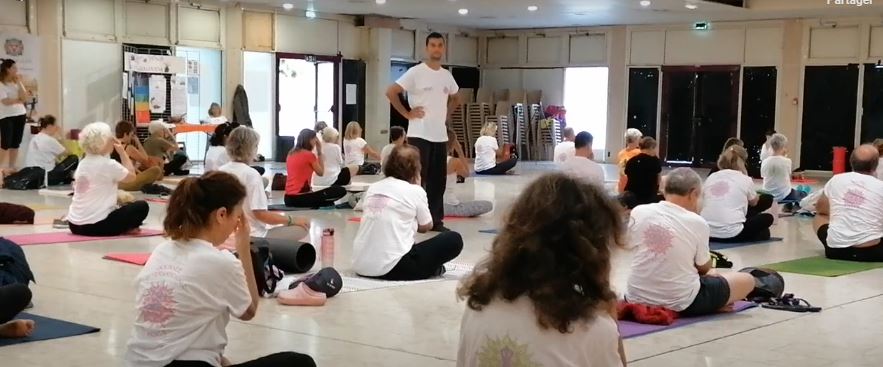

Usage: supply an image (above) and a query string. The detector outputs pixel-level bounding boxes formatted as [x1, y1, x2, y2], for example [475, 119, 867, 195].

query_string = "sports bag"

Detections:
[3, 167, 45, 190]
[243, 238, 284, 296]
[739, 267, 785, 302]
[0, 237, 36, 287]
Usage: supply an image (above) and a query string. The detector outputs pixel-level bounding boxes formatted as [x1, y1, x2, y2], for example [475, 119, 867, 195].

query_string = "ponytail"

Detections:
[717, 145, 748, 174]
[163, 171, 247, 240]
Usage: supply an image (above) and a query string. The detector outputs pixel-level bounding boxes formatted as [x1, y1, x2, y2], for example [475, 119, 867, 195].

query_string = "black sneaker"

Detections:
[142, 184, 173, 196]
[431, 224, 451, 232]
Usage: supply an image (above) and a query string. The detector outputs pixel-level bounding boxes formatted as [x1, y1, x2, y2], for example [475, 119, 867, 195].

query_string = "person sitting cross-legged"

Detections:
[473, 121, 517, 175]
[553, 127, 576, 165]
[621, 137, 662, 209]
[761, 133, 804, 202]
[814, 144, 883, 262]
[12, 115, 78, 186]
[444, 128, 492, 218]
[701, 145, 774, 243]
[626, 168, 755, 316]
[560, 131, 604, 187]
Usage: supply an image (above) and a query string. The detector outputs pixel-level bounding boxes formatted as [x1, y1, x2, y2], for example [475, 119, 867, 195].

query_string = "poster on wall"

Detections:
[149, 75, 167, 114]
[0, 32, 40, 99]
[171, 75, 187, 117]
[125, 52, 186, 74]
[134, 83, 150, 124]
[186, 60, 200, 76]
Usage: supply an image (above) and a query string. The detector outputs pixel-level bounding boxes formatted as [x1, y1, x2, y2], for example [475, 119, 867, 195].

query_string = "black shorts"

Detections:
[817, 224, 829, 245]
[680, 276, 731, 317]
[817, 224, 883, 262]
[0, 114, 26, 150]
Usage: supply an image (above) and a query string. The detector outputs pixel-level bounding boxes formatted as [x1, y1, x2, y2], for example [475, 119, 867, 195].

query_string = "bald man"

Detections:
[814, 145, 883, 262]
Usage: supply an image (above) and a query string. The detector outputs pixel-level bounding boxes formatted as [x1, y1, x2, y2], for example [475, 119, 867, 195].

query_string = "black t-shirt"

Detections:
[624, 153, 662, 198]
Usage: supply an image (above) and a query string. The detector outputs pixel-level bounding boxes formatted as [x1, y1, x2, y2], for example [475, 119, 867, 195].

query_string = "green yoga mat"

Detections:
[763, 256, 883, 277]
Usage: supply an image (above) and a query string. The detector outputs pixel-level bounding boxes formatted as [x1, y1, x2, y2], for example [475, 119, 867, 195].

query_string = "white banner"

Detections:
[149, 75, 167, 114]
[125, 52, 186, 74]
[0, 32, 40, 94]
[171, 75, 187, 117]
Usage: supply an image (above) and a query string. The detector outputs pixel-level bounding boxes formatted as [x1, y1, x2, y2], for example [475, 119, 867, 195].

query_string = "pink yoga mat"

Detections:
[145, 198, 168, 204]
[618, 301, 757, 339]
[103, 252, 150, 266]
[347, 216, 464, 223]
[6, 229, 164, 246]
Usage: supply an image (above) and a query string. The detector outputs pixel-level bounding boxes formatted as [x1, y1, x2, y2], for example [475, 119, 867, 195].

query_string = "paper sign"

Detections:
[346, 84, 357, 105]
[171, 75, 187, 116]
[149, 75, 167, 114]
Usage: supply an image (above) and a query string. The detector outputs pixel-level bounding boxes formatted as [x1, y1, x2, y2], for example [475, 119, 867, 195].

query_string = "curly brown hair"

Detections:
[458, 173, 625, 333]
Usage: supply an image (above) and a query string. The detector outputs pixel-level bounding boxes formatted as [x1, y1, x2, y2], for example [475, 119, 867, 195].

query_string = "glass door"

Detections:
[276, 54, 340, 138]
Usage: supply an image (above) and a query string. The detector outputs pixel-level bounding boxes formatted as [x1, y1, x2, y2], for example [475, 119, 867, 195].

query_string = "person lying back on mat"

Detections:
[14, 115, 78, 186]
[352, 145, 464, 280]
[0, 284, 34, 339]
[113, 121, 166, 194]
[312, 126, 357, 188]
[617, 128, 643, 193]
[626, 168, 755, 317]
[144, 121, 189, 176]
[621, 137, 663, 209]
[701, 146, 774, 243]
[456, 174, 626, 367]
[343, 121, 381, 174]
[761, 133, 804, 202]
[125, 172, 317, 367]
[814, 145, 883, 262]
[553, 127, 576, 165]
[444, 128, 492, 218]
[473, 121, 517, 175]
[560, 131, 604, 187]
[68, 122, 149, 237]
[380, 126, 407, 168]
[284, 129, 347, 208]
[220, 126, 311, 241]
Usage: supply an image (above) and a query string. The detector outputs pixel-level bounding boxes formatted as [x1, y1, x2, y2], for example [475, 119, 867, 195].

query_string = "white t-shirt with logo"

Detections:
[68, 155, 130, 225]
[204, 146, 230, 172]
[344, 138, 368, 166]
[25, 132, 65, 170]
[553, 141, 575, 164]
[700, 169, 758, 239]
[626, 201, 711, 312]
[560, 156, 604, 186]
[823, 172, 883, 248]
[761, 155, 793, 200]
[313, 143, 343, 187]
[220, 162, 272, 238]
[457, 296, 623, 367]
[380, 143, 395, 168]
[352, 177, 433, 276]
[125, 239, 251, 367]
[473, 136, 498, 172]
[396, 63, 459, 142]
[0, 82, 26, 119]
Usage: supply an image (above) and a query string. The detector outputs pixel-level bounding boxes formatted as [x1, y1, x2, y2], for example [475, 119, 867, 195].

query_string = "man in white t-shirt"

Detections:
[560, 131, 604, 186]
[553, 127, 576, 165]
[626, 168, 755, 316]
[761, 133, 802, 202]
[387, 32, 460, 232]
[814, 145, 883, 262]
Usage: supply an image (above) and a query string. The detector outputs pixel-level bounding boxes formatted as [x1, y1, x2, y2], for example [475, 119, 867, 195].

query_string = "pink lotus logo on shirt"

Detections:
[73, 177, 90, 194]
[844, 188, 867, 208]
[708, 181, 730, 197]
[643, 223, 675, 257]
[365, 195, 391, 215]
[139, 283, 177, 326]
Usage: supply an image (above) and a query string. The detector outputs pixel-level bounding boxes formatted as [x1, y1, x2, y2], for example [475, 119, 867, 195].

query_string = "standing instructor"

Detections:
[387, 32, 460, 232]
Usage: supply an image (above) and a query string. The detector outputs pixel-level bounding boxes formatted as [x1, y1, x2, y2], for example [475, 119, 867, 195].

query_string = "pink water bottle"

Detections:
[321, 228, 335, 268]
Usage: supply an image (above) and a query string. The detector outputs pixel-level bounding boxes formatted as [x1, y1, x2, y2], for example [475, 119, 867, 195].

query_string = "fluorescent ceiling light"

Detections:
[640, 0, 651, 7]
[458, 8, 468, 15]
[527, 5, 538, 11]
[282, 3, 294, 10]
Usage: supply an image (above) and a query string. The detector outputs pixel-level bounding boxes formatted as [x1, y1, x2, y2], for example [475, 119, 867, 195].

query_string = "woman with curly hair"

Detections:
[456, 173, 627, 367]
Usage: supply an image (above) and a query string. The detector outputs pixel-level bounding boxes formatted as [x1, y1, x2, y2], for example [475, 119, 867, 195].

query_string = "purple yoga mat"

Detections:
[5, 229, 164, 246]
[619, 301, 757, 339]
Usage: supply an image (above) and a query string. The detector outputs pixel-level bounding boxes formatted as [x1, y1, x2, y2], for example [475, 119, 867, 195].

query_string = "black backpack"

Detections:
[3, 167, 45, 190]
[238, 239, 284, 296]
[0, 238, 35, 287]
[740, 267, 785, 302]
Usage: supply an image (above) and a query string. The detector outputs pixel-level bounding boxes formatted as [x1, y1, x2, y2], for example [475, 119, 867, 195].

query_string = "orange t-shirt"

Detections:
[617, 148, 641, 192]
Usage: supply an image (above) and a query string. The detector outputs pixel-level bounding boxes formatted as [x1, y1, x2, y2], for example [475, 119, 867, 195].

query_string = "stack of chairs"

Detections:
[466, 103, 491, 157]
[512, 103, 529, 160]
[449, 104, 469, 157]
[533, 103, 562, 161]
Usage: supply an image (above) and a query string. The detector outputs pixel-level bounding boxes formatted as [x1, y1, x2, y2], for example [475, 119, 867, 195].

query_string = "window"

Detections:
[174, 46, 222, 160]
[244, 51, 275, 158]
[564, 67, 609, 150]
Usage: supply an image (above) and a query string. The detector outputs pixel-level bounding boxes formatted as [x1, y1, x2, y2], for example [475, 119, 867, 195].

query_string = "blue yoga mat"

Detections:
[479, 229, 498, 234]
[0, 313, 100, 347]
[710, 237, 784, 251]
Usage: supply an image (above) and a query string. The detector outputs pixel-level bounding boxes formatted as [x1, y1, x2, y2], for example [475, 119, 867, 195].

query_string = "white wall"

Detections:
[61, 39, 122, 129]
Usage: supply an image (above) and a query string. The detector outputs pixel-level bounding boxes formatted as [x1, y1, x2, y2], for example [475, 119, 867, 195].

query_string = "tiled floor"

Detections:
[1, 162, 879, 367]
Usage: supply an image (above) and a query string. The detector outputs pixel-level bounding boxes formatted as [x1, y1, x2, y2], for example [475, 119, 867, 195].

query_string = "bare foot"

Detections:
[0, 319, 35, 338]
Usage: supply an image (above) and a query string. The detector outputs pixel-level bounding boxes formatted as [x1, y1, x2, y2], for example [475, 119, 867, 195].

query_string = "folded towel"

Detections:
[617, 301, 678, 325]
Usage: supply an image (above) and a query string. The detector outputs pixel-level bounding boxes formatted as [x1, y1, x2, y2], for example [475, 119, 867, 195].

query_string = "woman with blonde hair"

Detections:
[701, 145, 774, 242]
[68, 122, 148, 236]
[343, 121, 381, 174]
[457, 174, 626, 366]
[312, 126, 358, 187]
[473, 121, 517, 175]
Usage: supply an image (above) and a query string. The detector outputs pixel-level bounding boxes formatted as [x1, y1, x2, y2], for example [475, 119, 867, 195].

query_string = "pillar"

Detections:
[364, 27, 392, 149]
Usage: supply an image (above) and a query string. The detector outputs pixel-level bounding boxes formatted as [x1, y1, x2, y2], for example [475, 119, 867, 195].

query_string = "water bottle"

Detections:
[321, 228, 335, 268]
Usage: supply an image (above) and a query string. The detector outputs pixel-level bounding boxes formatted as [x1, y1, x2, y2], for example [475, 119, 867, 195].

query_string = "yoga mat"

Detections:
[5, 229, 164, 246]
[0, 313, 100, 347]
[267, 205, 316, 212]
[709, 237, 784, 251]
[619, 301, 757, 339]
[792, 178, 818, 184]
[276, 262, 474, 295]
[103, 252, 151, 266]
[479, 229, 498, 234]
[348, 216, 464, 223]
[145, 197, 169, 204]
[37, 189, 73, 198]
[762, 256, 883, 277]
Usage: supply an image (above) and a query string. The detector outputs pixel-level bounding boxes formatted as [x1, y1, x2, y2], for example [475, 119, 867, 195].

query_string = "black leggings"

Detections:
[711, 194, 775, 243]
[48, 155, 79, 185]
[818, 225, 883, 262]
[166, 352, 316, 367]
[372, 231, 464, 281]
[476, 157, 518, 175]
[251, 166, 266, 175]
[69, 201, 149, 236]
[283, 186, 347, 208]
[164, 152, 189, 176]
[0, 114, 26, 150]
[0, 284, 31, 324]
[332, 168, 352, 186]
